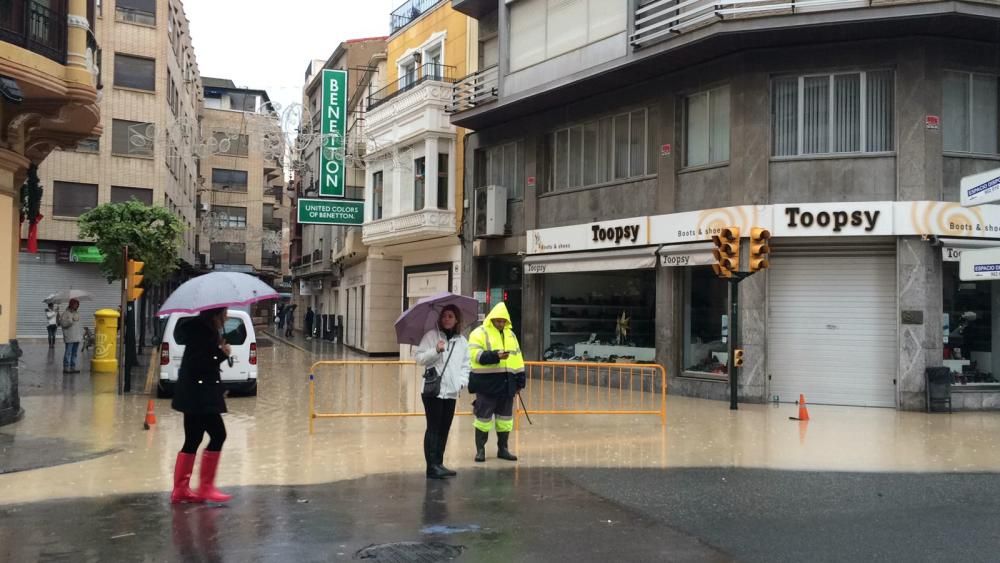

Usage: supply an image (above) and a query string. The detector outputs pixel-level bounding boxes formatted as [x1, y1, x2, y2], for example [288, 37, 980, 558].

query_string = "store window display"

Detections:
[683, 268, 729, 377]
[942, 263, 998, 384]
[543, 271, 655, 362]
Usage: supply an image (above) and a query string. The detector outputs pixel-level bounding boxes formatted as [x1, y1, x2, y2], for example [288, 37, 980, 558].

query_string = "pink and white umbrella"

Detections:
[157, 272, 278, 316]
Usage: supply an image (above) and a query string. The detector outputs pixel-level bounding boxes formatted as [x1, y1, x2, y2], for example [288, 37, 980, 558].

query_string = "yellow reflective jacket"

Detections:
[468, 303, 524, 397]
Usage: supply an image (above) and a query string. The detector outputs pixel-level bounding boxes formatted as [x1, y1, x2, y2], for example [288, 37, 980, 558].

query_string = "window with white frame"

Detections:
[772, 70, 894, 157]
[547, 109, 654, 193]
[509, 0, 627, 72]
[944, 71, 999, 155]
[400, 59, 417, 89]
[414, 157, 426, 211]
[372, 171, 384, 220]
[685, 85, 730, 167]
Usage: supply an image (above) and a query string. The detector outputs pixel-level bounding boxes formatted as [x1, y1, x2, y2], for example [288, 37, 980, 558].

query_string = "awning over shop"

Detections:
[930, 236, 1000, 262]
[69, 246, 104, 264]
[657, 242, 715, 267]
[523, 247, 656, 275]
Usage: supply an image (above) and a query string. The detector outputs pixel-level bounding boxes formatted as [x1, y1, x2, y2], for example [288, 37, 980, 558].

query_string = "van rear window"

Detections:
[223, 318, 247, 345]
[172, 316, 247, 346]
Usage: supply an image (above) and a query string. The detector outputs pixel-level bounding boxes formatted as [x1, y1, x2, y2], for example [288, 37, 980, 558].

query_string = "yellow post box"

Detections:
[91, 309, 120, 374]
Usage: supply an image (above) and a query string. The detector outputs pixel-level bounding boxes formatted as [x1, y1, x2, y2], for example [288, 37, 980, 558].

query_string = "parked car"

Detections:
[157, 310, 258, 398]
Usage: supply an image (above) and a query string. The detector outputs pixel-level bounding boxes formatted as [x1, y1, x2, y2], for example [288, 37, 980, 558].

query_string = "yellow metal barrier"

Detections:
[308, 360, 667, 433]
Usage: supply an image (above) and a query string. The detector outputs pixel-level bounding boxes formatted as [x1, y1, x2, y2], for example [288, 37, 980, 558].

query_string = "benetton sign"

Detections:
[319, 69, 347, 197]
[297, 198, 364, 225]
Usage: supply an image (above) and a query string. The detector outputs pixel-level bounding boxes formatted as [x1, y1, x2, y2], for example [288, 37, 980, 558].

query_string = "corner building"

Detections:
[450, 0, 1000, 410]
[361, 0, 476, 356]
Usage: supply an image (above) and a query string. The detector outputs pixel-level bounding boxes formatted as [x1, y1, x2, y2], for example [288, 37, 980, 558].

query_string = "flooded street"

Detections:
[2, 336, 1000, 561]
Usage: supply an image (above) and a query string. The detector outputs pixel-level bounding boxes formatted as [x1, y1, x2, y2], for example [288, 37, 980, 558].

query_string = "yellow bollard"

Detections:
[91, 308, 120, 374]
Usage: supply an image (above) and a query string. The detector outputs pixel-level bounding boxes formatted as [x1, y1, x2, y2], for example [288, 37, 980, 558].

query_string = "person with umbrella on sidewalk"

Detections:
[395, 293, 477, 479]
[59, 299, 82, 374]
[468, 302, 525, 463]
[159, 272, 278, 504]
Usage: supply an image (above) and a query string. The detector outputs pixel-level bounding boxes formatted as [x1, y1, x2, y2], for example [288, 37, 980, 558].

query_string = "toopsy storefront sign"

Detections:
[527, 201, 1000, 255]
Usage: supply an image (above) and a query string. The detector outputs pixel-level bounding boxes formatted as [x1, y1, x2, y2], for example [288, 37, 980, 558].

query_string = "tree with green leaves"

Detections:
[79, 201, 185, 284]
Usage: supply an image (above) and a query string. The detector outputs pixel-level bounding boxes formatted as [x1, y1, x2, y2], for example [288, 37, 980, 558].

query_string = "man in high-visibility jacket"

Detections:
[468, 302, 525, 462]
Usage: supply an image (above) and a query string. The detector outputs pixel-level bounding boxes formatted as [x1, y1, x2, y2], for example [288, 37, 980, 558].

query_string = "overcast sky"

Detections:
[184, 0, 396, 119]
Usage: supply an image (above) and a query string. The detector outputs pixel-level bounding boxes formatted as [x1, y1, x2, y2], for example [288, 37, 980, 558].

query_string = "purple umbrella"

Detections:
[394, 292, 479, 345]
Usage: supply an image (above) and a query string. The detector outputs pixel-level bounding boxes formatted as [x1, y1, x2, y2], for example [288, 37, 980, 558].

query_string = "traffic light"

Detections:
[126, 259, 144, 302]
[733, 348, 745, 368]
[711, 226, 740, 278]
[749, 227, 771, 273]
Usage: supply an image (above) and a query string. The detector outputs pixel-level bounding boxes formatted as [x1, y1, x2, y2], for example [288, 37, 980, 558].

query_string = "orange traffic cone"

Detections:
[143, 399, 157, 430]
[789, 394, 810, 421]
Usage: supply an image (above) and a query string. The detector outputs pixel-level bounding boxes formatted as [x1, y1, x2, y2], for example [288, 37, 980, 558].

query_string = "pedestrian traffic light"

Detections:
[127, 259, 144, 302]
[749, 227, 771, 273]
[733, 348, 745, 368]
[711, 226, 740, 278]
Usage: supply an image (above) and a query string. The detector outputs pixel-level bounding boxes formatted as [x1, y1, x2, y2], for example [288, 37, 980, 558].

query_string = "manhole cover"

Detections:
[354, 541, 464, 562]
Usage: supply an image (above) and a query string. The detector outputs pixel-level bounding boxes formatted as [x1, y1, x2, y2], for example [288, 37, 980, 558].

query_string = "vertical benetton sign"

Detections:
[320, 69, 347, 197]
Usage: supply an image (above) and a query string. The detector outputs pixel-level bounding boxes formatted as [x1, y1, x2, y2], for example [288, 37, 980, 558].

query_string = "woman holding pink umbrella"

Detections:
[158, 272, 278, 504]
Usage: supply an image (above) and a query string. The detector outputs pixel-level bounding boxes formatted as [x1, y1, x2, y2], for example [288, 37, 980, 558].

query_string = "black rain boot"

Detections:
[474, 429, 488, 463]
[437, 433, 456, 477]
[425, 432, 448, 479]
[497, 432, 518, 461]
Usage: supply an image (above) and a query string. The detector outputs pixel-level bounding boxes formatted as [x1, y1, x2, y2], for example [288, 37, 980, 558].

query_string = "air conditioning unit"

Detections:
[475, 185, 507, 238]
[199, 202, 211, 213]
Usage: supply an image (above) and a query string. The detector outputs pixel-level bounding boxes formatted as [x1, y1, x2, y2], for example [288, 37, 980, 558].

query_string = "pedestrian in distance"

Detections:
[45, 303, 58, 349]
[59, 299, 82, 374]
[276, 303, 285, 330]
[305, 306, 315, 341]
[170, 307, 233, 504]
[284, 305, 296, 338]
[467, 302, 525, 463]
[414, 304, 470, 479]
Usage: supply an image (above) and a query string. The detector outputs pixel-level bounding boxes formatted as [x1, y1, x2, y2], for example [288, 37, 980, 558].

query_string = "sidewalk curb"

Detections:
[262, 330, 310, 354]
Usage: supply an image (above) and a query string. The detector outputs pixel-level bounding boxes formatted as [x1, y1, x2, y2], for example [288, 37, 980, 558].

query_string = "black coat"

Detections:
[171, 319, 229, 415]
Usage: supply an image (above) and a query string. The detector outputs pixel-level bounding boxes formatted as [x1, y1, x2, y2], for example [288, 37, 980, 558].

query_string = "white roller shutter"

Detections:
[17, 252, 121, 338]
[767, 244, 897, 408]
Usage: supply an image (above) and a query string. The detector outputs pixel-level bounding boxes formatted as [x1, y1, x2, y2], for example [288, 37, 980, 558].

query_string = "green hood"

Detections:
[484, 302, 513, 328]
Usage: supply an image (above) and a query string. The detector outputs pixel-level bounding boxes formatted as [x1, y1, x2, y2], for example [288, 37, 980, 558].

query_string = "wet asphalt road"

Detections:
[566, 467, 1000, 563]
[0, 468, 727, 563]
[4, 466, 1000, 561]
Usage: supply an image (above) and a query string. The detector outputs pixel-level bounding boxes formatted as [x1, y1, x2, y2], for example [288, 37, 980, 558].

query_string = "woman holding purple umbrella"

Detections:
[414, 304, 470, 479]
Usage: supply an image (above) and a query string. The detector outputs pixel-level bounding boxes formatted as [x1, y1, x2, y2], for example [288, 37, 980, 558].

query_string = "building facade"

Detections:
[360, 0, 476, 356]
[1, 0, 103, 423]
[451, 0, 1000, 411]
[291, 37, 387, 350]
[199, 77, 287, 288]
[17, 0, 203, 339]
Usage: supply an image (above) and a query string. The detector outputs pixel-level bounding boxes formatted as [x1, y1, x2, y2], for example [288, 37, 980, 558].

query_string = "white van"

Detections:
[157, 310, 258, 397]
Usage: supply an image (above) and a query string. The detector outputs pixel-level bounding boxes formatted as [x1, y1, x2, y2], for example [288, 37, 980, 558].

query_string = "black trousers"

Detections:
[47, 325, 57, 346]
[422, 396, 456, 468]
[181, 413, 227, 454]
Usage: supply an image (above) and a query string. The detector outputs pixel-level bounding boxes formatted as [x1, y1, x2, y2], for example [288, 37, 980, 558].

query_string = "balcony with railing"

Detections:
[291, 247, 334, 277]
[362, 208, 457, 247]
[0, 0, 68, 64]
[447, 65, 498, 114]
[368, 63, 457, 111]
[390, 0, 444, 35]
[366, 63, 458, 145]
